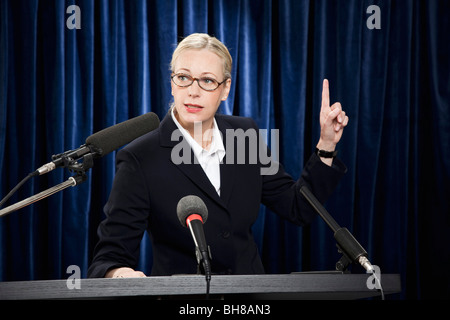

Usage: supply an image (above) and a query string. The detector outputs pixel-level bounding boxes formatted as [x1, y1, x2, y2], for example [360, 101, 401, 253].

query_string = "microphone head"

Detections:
[176, 195, 208, 227]
[85, 112, 160, 156]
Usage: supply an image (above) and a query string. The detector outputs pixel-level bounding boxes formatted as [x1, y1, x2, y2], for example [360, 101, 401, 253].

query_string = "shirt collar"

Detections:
[171, 108, 225, 160]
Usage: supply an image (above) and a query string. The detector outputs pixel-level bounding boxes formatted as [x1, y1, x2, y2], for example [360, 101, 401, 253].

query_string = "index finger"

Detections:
[321, 79, 330, 110]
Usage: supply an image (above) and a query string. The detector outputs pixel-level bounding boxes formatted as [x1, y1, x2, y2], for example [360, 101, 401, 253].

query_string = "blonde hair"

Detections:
[170, 33, 232, 80]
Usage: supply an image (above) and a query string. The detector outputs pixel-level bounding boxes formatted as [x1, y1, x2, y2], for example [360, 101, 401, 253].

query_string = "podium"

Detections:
[0, 273, 400, 300]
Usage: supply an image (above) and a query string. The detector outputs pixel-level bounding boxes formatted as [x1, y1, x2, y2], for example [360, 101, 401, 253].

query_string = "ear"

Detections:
[221, 78, 232, 101]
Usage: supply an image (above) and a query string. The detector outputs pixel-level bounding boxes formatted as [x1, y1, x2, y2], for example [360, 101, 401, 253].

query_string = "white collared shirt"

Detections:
[171, 108, 226, 195]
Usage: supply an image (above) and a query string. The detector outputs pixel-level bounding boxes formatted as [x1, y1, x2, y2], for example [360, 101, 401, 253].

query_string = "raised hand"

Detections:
[316, 79, 349, 164]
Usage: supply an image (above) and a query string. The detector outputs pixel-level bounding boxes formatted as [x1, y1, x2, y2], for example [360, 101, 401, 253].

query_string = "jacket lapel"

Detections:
[159, 112, 230, 209]
[216, 115, 236, 208]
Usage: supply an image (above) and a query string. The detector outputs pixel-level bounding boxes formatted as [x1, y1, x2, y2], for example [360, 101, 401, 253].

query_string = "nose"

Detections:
[188, 79, 201, 97]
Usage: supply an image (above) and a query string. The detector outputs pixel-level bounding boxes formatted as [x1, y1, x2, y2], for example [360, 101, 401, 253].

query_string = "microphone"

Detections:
[0, 112, 160, 211]
[299, 185, 375, 273]
[176, 195, 212, 284]
[36, 112, 160, 175]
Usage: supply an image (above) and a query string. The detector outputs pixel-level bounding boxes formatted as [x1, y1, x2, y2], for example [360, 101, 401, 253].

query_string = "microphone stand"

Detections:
[195, 246, 212, 299]
[188, 221, 213, 299]
[0, 153, 94, 218]
[299, 185, 385, 299]
[299, 185, 374, 273]
[0, 175, 86, 218]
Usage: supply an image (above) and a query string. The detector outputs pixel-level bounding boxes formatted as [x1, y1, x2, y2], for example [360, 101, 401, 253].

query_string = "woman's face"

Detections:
[171, 49, 231, 132]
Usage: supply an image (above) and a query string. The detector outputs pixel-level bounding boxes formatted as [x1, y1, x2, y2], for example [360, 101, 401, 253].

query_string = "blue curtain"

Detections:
[1, 0, 449, 299]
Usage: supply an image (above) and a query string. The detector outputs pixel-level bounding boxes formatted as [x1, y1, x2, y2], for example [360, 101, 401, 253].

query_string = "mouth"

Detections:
[184, 104, 204, 113]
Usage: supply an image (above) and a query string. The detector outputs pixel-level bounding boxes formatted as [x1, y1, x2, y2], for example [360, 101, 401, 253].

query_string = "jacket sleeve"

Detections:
[261, 150, 347, 227]
[87, 148, 150, 278]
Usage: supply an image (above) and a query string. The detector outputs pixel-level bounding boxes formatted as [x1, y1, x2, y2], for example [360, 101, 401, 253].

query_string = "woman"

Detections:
[87, 33, 348, 278]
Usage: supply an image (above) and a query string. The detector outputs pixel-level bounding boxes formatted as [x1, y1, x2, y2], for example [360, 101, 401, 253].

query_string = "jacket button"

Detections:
[222, 231, 230, 239]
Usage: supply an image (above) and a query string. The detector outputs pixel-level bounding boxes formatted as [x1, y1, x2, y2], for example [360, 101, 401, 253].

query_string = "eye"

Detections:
[177, 74, 191, 82]
[200, 77, 217, 85]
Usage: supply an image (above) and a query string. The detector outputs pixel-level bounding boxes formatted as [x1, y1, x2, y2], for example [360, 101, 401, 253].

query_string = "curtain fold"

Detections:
[1, 0, 449, 299]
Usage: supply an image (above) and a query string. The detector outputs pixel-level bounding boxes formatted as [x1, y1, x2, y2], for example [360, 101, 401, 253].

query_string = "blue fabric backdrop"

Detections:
[1, 0, 449, 299]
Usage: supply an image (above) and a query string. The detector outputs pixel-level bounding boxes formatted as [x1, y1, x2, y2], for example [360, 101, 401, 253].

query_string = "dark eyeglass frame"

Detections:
[171, 73, 228, 92]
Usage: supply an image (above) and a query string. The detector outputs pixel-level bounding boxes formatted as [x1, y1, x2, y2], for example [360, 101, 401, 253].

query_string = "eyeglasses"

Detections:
[171, 73, 227, 92]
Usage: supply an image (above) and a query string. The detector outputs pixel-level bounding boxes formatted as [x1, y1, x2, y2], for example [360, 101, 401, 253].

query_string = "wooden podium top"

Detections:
[0, 272, 401, 300]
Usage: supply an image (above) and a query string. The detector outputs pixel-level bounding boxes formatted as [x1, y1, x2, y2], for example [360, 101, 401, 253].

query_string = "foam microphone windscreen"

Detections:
[85, 112, 160, 156]
[176, 195, 209, 227]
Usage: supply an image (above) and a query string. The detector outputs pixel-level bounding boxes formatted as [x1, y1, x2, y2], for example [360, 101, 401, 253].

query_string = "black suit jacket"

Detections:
[87, 113, 347, 278]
